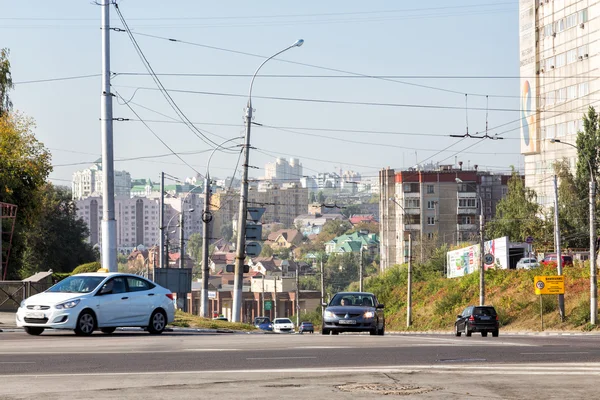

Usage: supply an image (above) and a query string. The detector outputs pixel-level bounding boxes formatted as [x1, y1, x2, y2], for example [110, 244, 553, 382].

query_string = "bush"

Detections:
[71, 262, 102, 275]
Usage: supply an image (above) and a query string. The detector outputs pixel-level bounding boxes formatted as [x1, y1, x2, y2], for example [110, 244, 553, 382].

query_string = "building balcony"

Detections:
[404, 208, 421, 215]
[403, 192, 421, 198]
[405, 224, 421, 231]
[457, 224, 476, 231]
[457, 207, 478, 215]
[457, 192, 478, 199]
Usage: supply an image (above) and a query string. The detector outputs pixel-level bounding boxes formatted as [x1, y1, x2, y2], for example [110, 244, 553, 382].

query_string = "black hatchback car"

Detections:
[455, 305, 499, 337]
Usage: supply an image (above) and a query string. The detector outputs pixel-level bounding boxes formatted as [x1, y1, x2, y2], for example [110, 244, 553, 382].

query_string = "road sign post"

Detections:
[534, 275, 565, 331]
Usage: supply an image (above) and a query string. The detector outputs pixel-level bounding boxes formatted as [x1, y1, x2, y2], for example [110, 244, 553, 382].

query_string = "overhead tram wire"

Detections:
[111, 2, 227, 149]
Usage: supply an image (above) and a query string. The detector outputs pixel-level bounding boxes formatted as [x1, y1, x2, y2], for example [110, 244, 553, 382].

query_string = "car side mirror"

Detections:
[376, 304, 384, 309]
[322, 302, 328, 307]
[457, 315, 462, 318]
[99, 286, 112, 295]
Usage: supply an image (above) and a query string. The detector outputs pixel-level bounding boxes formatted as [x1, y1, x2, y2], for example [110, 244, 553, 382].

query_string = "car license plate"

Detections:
[339, 319, 356, 325]
[479, 316, 491, 320]
[26, 312, 44, 319]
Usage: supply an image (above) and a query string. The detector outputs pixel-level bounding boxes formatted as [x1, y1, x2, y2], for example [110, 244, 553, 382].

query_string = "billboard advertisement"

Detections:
[447, 236, 510, 278]
[519, 0, 539, 154]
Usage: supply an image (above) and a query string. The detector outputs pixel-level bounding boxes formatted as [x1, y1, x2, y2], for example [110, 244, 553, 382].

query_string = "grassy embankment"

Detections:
[367, 262, 599, 332]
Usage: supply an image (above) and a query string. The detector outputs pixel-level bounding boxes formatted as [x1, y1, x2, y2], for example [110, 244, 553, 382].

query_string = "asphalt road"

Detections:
[1, 330, 600, 399]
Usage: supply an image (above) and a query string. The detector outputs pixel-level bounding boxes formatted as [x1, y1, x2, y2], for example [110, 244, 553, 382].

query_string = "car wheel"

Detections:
[74, 310, 96, 336]
[24, 326, 44, 336]
[455, 324, 461, 337]
[148, 309, 167, 334]
[332, 331, 339, 335]
[369, 328, 377, 336]
[377, 321, 385, 336]
[321, 328, 330, 335]
[492, 330, 499, 337]
[481, 332, 488, 337]
[101, 327, 116, 334]
[464, 324, 472, 337]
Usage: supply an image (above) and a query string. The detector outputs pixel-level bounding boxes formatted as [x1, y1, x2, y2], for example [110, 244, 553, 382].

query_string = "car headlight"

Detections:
[20, 300, 26, 308]
[55, 299, 81, 309]
[324, 310, 335, 318]
[363, 311, 375, 319]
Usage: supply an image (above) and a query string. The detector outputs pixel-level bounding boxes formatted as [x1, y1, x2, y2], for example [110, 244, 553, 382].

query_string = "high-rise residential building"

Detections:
[379, 166, 514, 271]
[264, 157, 302, 184]
[520, 1, 594, 206]
[75, 193, 203, 254]
[248, 182, 309, 227]
[71, 160, 131, 200]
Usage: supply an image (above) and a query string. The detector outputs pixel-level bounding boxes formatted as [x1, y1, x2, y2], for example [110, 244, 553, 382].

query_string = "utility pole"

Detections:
[407, 233, 412, 327]
[590, 178, 597, 325]
[273, 276, 278, 319]
[178, 211, 187, 312]
[100, 0, 117, 272]
[359, 246, 364, 292]
[159, 172, 165, 270]
[295, 256, 300, 328]
[261, 275, 265, 316]
[320, 257, 325, 316]
[479, 196, 485, 306]
[553, 175, 565, 321]
[201, 174, 211, 318]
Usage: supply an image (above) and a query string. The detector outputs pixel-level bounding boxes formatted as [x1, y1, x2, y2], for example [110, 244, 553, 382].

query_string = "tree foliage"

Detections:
[0, 48, 12, 117]
[575, 106, 600, 191]
[187, 232, 203, 264]
[555, 160, 588, 249]
[485, 168, 548, 243]
[18, 185, 96, 277]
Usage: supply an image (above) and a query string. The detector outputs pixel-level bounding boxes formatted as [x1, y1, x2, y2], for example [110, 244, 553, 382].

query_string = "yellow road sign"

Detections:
[534, 275, 565, 295]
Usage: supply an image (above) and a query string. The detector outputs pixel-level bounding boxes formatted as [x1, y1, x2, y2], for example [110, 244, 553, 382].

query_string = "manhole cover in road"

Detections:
[336, 383, 438, 396]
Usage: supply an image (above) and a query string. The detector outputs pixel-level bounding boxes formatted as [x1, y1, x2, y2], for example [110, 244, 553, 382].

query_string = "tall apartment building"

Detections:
[76, 194, 203, 254]
[264, 157, 302, 184]
[71, 161, 131, 200]
[520, 1, 596, 206]
[379, 166, 513, 271]
[249, 182, 309, 227]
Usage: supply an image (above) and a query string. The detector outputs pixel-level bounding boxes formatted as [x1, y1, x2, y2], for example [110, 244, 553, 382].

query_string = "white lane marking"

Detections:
[6, 363, 600, 378]
[521, 352, 590, 355]
[0, 362, 35, 364]
[246, 356, 317, 360]
[183, 349, 241, 352]
[292, 346, 351, 349]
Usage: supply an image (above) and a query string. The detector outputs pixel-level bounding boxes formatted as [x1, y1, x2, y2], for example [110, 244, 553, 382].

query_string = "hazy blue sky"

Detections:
[4, 1, 521, 186]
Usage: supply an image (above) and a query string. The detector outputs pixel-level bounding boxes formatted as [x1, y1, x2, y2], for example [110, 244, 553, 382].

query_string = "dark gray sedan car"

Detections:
[322, 292, 385, 335]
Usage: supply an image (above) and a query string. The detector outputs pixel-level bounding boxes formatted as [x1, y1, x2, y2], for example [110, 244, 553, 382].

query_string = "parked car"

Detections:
[455, 305, 499, 337]
[272, 318, 295, 333]
[253, 316, 273, 331]
[540, 254, 574, 267]
[516, 257, 540, 270]
[212, 316, 228, 322]
[322, 292, 385, 336]
[16, 272, 175, 336]
[298, 321, 314, 334]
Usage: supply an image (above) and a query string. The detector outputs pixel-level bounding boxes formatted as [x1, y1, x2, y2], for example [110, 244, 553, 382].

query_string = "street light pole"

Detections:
[550, 139, 597, 325]
[232, 39, 304, 323]
[389, 197, 412, 327]
[201, 137, 242, 318]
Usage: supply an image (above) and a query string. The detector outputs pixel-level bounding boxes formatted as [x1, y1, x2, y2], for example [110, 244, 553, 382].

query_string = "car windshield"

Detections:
[331, 294, 375, 307]
[255, 317, 270, 324]
[473, 307, 496, 316]
[274, 319, 291, 324]
[47, 275, 105, 293]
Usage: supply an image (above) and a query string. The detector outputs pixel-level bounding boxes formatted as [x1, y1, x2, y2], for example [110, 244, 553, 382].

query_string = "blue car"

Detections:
[253, 316, 273, 331]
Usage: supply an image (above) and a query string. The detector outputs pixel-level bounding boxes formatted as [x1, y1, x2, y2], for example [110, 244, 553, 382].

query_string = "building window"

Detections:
[427, 217, 435, 225]
[403, 183, 411, 192]
[427, 232, 434, 239]
[427, 185, 434, 194]
[405, 199, 420, 208]
[458, 198, 476, 207]
[427, 200, 436, 209]
[462, 216, 472, 224]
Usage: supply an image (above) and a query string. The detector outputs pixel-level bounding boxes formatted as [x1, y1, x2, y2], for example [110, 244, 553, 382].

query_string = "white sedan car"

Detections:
[516, 257, 540, 270]
[16, 272, 175, 336]
[272, 318, 295, 333]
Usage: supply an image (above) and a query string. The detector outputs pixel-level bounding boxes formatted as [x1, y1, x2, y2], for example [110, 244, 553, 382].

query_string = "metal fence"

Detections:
[0, 281, 50, 311]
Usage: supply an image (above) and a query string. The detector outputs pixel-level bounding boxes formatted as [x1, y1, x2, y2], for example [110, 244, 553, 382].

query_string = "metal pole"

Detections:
[296, 257, 300, 328]
[407, 233, 412, 327]
[590, 180, 597, 325]
[320, 257, 325, 316]
[479, 196, 485, 306]
[201, 174, 211, 318]
[273, 276, 278, 318]
[178, 211, 186, 312]
[359, 246, 364, 292]
[553, 175, 565, 320]
[232, 40, 303, 322]
[100, 0, 117, 272]
[159, 172, 165, 270]
[261, 275, 265, 316]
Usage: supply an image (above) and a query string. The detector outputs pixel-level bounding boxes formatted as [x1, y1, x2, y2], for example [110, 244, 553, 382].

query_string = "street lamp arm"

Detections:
[206, 137, 244, 179]
[550, 139, 594, 180]
[247, 39, 304, 105]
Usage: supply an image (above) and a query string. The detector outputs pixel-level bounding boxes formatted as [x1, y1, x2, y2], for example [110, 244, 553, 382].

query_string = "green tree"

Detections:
[260, 243, 274, 257]
[555, 160, 588, 249]
[19, 185, 96, 277]
[575, 106, 600, 191]
[485, 168, 548, 243]
[308, 192, 316, 203]
[220, 222, 233, 242]
[300, 275, 320, 290]
[0, 48, 13, 116]
[317, 191, 325, 204]
[341, 204, 361, 218]
[187, 232, 203, 264]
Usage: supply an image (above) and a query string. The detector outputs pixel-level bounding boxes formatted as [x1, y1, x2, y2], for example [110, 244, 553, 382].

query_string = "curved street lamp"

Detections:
[200, 137, 243, 318]
[550, 138, 596, 325]
[232, 39, 304, 323]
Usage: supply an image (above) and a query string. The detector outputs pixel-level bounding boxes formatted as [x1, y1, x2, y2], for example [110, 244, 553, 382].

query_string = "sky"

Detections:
[3, 0, 522, 187]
